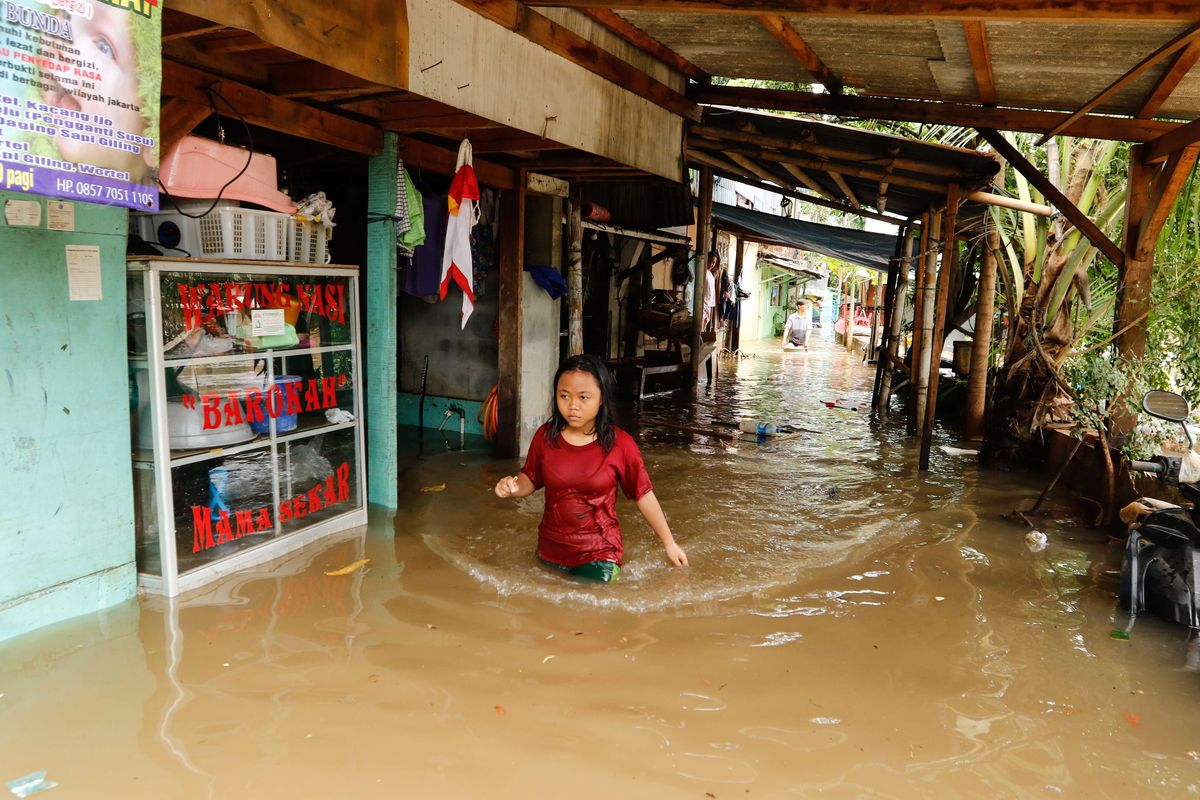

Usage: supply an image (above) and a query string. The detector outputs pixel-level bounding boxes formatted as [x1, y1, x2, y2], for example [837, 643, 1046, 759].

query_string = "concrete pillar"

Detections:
[518, 195, 562, 453]
[366, 133, 399, 508]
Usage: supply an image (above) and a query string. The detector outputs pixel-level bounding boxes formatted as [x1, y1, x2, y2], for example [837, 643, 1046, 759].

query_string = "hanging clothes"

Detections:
[440, 139, 481, 328]
[404, 194, 447, 298]
[470, 188, 498, 298]
[396, 161, 426, 256]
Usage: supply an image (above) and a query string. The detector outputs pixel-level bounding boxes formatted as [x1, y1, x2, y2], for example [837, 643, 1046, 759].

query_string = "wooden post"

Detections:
[913, 211, 941, 436]
[365, 132, 399, 509]
[732, 238, 746, 353]
[963, 221, 999, 440]
[920, 185, 961, 471]
[872, 239, 901, 409]
[692, 167, 714, 380]
[846, 275, 857, 352]
[567, 198, 584, 356]
[877, 225, 916, 420]
[907, 214, 931, 436]
[496, 178, 526, 458]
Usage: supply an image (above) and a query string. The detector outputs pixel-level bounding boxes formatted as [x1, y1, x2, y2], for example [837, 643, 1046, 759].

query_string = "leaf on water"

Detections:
[324, 558, 370, 576]
[1110, 629, 1131, 640]
[420, 483, 447, 493]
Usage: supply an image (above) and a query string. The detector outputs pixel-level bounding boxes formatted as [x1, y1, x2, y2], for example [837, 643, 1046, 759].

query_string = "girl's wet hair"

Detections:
[548, 353, 618, 452]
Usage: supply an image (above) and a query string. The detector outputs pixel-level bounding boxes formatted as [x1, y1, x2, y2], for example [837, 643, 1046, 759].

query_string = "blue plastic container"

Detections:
[250, 375, 303, 434]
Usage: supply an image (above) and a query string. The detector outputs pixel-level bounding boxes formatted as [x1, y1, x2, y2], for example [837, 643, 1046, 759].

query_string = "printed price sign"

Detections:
[250, 308, 285, 337]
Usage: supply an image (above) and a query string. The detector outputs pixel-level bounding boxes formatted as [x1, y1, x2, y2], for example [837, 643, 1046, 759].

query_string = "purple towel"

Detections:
[404, 195, 448, 297]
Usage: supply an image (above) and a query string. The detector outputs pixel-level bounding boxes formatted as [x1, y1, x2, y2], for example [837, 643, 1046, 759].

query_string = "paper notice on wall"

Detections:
[251, 308, 286, 336]
[65, 245, 102, 302]
[48, 201, 75, 231]
[4, 199, 41, 227]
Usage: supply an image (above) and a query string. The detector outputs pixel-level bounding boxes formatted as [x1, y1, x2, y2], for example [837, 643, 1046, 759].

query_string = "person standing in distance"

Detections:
[782, 299, 812, 350]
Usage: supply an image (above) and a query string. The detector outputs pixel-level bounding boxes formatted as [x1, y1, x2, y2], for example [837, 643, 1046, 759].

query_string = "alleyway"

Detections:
[3, 332, 1200, 798]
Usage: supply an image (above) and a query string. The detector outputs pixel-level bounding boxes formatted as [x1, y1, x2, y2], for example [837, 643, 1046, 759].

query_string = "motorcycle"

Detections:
[1120, 390, 1200, 629]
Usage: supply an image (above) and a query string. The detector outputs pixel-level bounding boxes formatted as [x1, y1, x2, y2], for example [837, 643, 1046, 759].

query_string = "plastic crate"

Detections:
[288, 217, 333, 264]
[132, 205, 291, 261]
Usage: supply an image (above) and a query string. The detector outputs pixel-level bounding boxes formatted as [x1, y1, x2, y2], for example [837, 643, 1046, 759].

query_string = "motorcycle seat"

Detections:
[1141, 506, 1199, 546]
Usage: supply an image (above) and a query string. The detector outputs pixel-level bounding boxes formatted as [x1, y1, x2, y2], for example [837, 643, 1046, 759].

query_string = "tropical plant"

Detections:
[981, 134, 1127, 467]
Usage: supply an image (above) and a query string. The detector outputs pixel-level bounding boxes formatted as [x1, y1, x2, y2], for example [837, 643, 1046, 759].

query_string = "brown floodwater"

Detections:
[4, 334, 1200, 799]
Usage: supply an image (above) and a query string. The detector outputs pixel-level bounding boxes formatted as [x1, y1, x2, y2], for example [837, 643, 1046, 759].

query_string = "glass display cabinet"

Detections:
[127, 258, 367, 596]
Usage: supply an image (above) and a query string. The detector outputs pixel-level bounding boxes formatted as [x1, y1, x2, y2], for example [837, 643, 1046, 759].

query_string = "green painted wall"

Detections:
[365, 134, 399, 509]
[397, 393, 486, 437]
[0, 193, 136, 642]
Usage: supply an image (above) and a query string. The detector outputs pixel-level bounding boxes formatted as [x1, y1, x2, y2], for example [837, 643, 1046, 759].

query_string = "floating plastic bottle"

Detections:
[739, 420, 778, 435]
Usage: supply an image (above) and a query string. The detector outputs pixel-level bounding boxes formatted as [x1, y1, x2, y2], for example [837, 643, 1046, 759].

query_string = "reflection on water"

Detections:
[3, 334, 1200, 798]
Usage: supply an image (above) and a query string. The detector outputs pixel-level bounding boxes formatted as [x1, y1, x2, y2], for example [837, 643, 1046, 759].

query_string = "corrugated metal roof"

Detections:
[616, 12, 1200, 122]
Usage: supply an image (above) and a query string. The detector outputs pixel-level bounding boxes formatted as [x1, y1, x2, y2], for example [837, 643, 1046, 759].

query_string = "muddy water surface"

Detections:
[3, 334, 1200, 799]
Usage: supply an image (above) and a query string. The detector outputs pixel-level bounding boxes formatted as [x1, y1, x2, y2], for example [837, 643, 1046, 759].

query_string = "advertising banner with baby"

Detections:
[0, 0, 160, 210]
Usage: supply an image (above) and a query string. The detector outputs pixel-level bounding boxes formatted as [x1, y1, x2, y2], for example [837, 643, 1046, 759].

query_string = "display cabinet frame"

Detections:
[128, 257, 367, 596]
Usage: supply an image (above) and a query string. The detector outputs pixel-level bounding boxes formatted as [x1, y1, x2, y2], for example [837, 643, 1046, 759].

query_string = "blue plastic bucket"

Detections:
[249, 375, 303, 434]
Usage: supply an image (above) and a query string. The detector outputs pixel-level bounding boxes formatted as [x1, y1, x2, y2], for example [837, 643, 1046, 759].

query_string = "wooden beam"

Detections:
[1143, 115, 1200, 165]
[686, 147, 749, 176]
[691, 85, 1176, 143]
[962, 21, 996, 105]
[199, 35, 279, 54]
[268, 62, 382, 99]
[450, 0, 701, 121]
[1136, 146, 1200, 257]
[496, 180, 525, 458]
[717, 141, 956, 194]
[966, 190, 1052, 216]
[161, 23, 227, 43]
[688, 157, 912, 225]
[976, 128, 1124, 266]
[162, 60, 384, 155]
[1037, 21, 1200, 144]
[756, 14, 842, 93]
[466, 130, 574, 153]
[692, 167, 715, 379]
[828, 171, 861, 208]
[158, 98, 211, 158]
[691, 123, 988, 180]
[920, 184, 960, 471]
[385, 114, 505, 131]
[169, 0, 408, 89]
[396, 136, 517, 190]
[781, 162, 840, 202]
[1138, 40, 1200, 119]
[907, 213, 931, 437]
[581, 9, 709, 82]
[1113, 146, 1155, 378]
[963, 222, 999, 440]
[727, 152, 790, 187]
[525, 0, 1200, 21]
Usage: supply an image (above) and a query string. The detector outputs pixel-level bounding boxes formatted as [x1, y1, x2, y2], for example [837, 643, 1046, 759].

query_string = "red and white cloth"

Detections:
[440, 139, 481, 328]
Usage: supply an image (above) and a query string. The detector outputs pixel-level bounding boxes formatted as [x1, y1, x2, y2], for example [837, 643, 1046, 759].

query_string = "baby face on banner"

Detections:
[42, 1, 151, 181]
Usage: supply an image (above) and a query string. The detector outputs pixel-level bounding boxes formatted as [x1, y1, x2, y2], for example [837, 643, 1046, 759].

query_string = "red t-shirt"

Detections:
[520, 423, 653, 567]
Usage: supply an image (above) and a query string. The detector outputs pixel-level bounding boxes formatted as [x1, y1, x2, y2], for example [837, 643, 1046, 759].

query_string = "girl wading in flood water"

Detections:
[494, 354, 688, 581]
